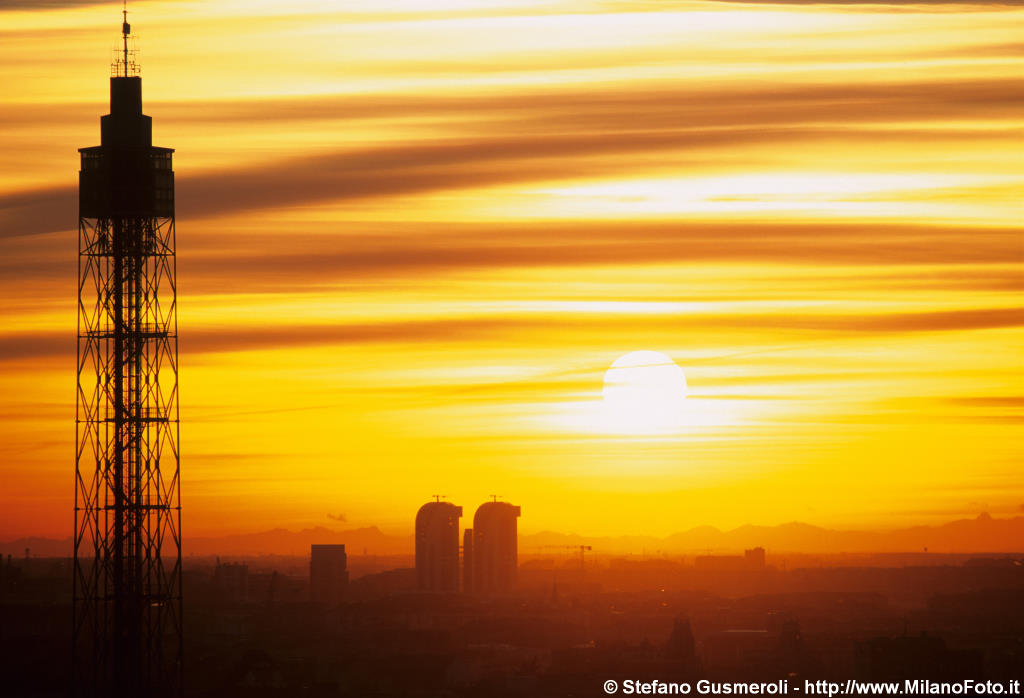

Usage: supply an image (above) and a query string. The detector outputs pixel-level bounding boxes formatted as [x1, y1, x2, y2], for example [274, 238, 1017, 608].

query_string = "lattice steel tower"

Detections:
[74, 9, 182, 697]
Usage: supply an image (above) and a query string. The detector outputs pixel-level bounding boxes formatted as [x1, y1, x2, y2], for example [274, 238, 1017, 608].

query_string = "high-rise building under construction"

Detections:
[471, 500, 520, 594]
[415, 499, 462, 592]
[73, 12, 182, 697]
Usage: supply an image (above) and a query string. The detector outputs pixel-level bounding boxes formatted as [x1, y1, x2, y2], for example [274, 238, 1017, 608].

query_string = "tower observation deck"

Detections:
[73, 10, 182, 698]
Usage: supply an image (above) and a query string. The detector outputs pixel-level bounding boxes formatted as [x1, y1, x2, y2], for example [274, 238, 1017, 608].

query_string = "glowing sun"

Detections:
[602, 350, 688, 434]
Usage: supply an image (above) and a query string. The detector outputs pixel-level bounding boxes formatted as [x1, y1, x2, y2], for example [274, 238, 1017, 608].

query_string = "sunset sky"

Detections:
[1, 0, 1022, 541]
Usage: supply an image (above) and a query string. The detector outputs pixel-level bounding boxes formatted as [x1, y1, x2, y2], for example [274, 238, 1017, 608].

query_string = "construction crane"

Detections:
[539, 545, 593, 572]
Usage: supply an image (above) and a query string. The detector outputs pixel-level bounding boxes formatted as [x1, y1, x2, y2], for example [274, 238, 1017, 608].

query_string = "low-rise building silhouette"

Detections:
[310, 544, 348, 604]
[695, 546, 767, 572]
[745, 547, 766, 570]
[214, 559, 249, 602]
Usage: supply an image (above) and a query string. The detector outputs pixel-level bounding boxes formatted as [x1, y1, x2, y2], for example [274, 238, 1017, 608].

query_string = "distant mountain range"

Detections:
[4, 514, 1022, 558]
[523, 514, 1024, 555]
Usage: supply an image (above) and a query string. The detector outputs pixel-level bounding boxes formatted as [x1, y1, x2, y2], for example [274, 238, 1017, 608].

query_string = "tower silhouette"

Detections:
[415, 498, 462, 592]
[73, 9, 182, 697]
[471, 500, 520, 595]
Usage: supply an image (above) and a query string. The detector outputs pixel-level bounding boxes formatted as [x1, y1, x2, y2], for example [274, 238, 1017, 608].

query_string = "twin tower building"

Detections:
[416, 499, 521, 594]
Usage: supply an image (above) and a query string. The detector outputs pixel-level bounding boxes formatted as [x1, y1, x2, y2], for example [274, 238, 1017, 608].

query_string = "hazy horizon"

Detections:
[6, 511, 1024, 557]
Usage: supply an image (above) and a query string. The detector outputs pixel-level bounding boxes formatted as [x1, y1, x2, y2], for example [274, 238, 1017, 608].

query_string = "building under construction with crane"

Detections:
[415, 498, 463, 593]
[415, 498, 521, 595]
[73, 9, 182, 697]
